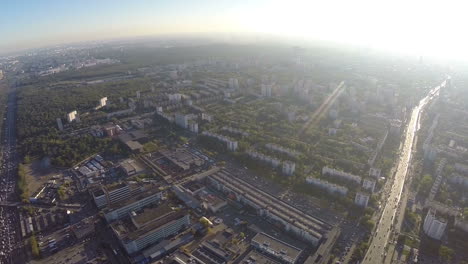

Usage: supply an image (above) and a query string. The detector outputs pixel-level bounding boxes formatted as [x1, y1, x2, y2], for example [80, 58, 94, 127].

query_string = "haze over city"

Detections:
[0, 1, 468, 264]
[2, 0, 468, 61]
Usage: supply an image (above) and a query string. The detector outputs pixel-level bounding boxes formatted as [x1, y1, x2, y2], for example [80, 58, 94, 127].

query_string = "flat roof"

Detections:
[252, 233, 302, 262]
[104, 185, 161, 211]
[112, 207, 187, 242]
[241, 251, 280, 264]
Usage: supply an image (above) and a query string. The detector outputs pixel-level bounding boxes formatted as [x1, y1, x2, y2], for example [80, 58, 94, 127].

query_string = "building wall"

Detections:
[123, 214, 190, 254]
[105, 192, 162, 222]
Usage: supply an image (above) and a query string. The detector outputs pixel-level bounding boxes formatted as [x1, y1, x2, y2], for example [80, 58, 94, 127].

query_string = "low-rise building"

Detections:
[111, 203, 190, 254]
[251, 233, 302, 264]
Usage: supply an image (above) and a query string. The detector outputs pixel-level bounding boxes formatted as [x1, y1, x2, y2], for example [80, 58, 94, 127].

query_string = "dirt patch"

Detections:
[25, 160, 61, 195]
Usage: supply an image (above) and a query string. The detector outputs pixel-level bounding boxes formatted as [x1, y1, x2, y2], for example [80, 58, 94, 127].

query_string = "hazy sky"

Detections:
[1, 0, 467, 60]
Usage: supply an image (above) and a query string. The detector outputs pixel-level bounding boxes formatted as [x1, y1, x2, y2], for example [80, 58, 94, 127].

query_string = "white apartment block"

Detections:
[322, 167, 362, 184]
[99, 97, 108, 107]
[354, 192, 369, 207]
[67, 110, 78, 123]
[423, 209, 446, 240]
[246, 150, 281, 168]
[228, 78, 239, 89]
[261, 84, 272, 97]
[175, 113, 189, 129]
[266, 143, 299, 158]
[362, 178, 376, 193]
[305, 177, 348, 196]
[201, 131, 238, 151]
[282, 161, 296, 176]
[369, 167, 382, 178]
[188, 122, 199, 133]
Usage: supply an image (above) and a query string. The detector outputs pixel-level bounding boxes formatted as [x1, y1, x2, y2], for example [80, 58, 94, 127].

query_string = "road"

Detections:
[362, 80, 446, 264]
[0, 83, 21, 264]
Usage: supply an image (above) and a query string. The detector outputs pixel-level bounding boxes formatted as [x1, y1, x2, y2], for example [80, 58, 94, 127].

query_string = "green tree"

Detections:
[30, 235, 40, 258]
[418, 174, 433, 196]
[439, 246, 454, 263]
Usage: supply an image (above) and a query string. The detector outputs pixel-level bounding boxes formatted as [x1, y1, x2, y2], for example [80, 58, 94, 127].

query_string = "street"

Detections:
[362, 80, 446, 264]
[0, 85, 22, 264]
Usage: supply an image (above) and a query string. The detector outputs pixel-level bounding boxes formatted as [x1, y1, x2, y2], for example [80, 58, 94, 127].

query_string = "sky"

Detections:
[1, 0, 467, 60]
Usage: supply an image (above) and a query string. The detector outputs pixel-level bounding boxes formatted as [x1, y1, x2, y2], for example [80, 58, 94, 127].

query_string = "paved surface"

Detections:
[0, 84, 22, 264]
[362, 81, 445, 264]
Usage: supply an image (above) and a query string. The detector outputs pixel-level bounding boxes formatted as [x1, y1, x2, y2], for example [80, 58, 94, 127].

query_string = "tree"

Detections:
[30, 235, 40, 258]
[439, 246, 454, 263]
[418, 174, 433, 196]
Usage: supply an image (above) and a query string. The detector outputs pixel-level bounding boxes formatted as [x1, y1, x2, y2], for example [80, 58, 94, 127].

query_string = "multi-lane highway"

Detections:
[362, 80, 446, 264]
[0, 84, 21, 264]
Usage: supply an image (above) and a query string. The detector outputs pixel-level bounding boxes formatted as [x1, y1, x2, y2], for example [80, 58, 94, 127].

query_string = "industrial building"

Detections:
[251, 233, 303, 264]
[111, 203, 190, 254]
[102, 186, 163, 222]
[207, 170, 330, 246]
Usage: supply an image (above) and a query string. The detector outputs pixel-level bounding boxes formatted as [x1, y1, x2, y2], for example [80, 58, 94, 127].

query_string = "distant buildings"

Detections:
[261, 84, 272, 97]
[67, 110, 78, 123]
[228, 78, 239, 89]
[136, 91, 141, 99]
[423, 209, 446, 240]
[354, 192, 370, 207]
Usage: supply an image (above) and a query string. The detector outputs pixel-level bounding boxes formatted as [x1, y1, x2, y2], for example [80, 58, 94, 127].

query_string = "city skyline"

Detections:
[2, 0, 468, 61]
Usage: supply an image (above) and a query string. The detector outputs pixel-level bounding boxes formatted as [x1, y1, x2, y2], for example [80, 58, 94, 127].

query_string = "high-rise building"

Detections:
[56, 118, 63, 131]
[136, 91, 141, 99]
[175, 113, 189, 129]
[229, 78, 239, 89]
[261, 84, 272, 97]
[423, 209, 446, 240]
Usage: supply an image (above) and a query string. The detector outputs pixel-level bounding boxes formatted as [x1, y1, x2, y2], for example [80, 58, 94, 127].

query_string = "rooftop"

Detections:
[112, 203, 187, 242]
[251, 233, 302, 262]
[241, 251, 280, 264]
[104, 185, 162, 211]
